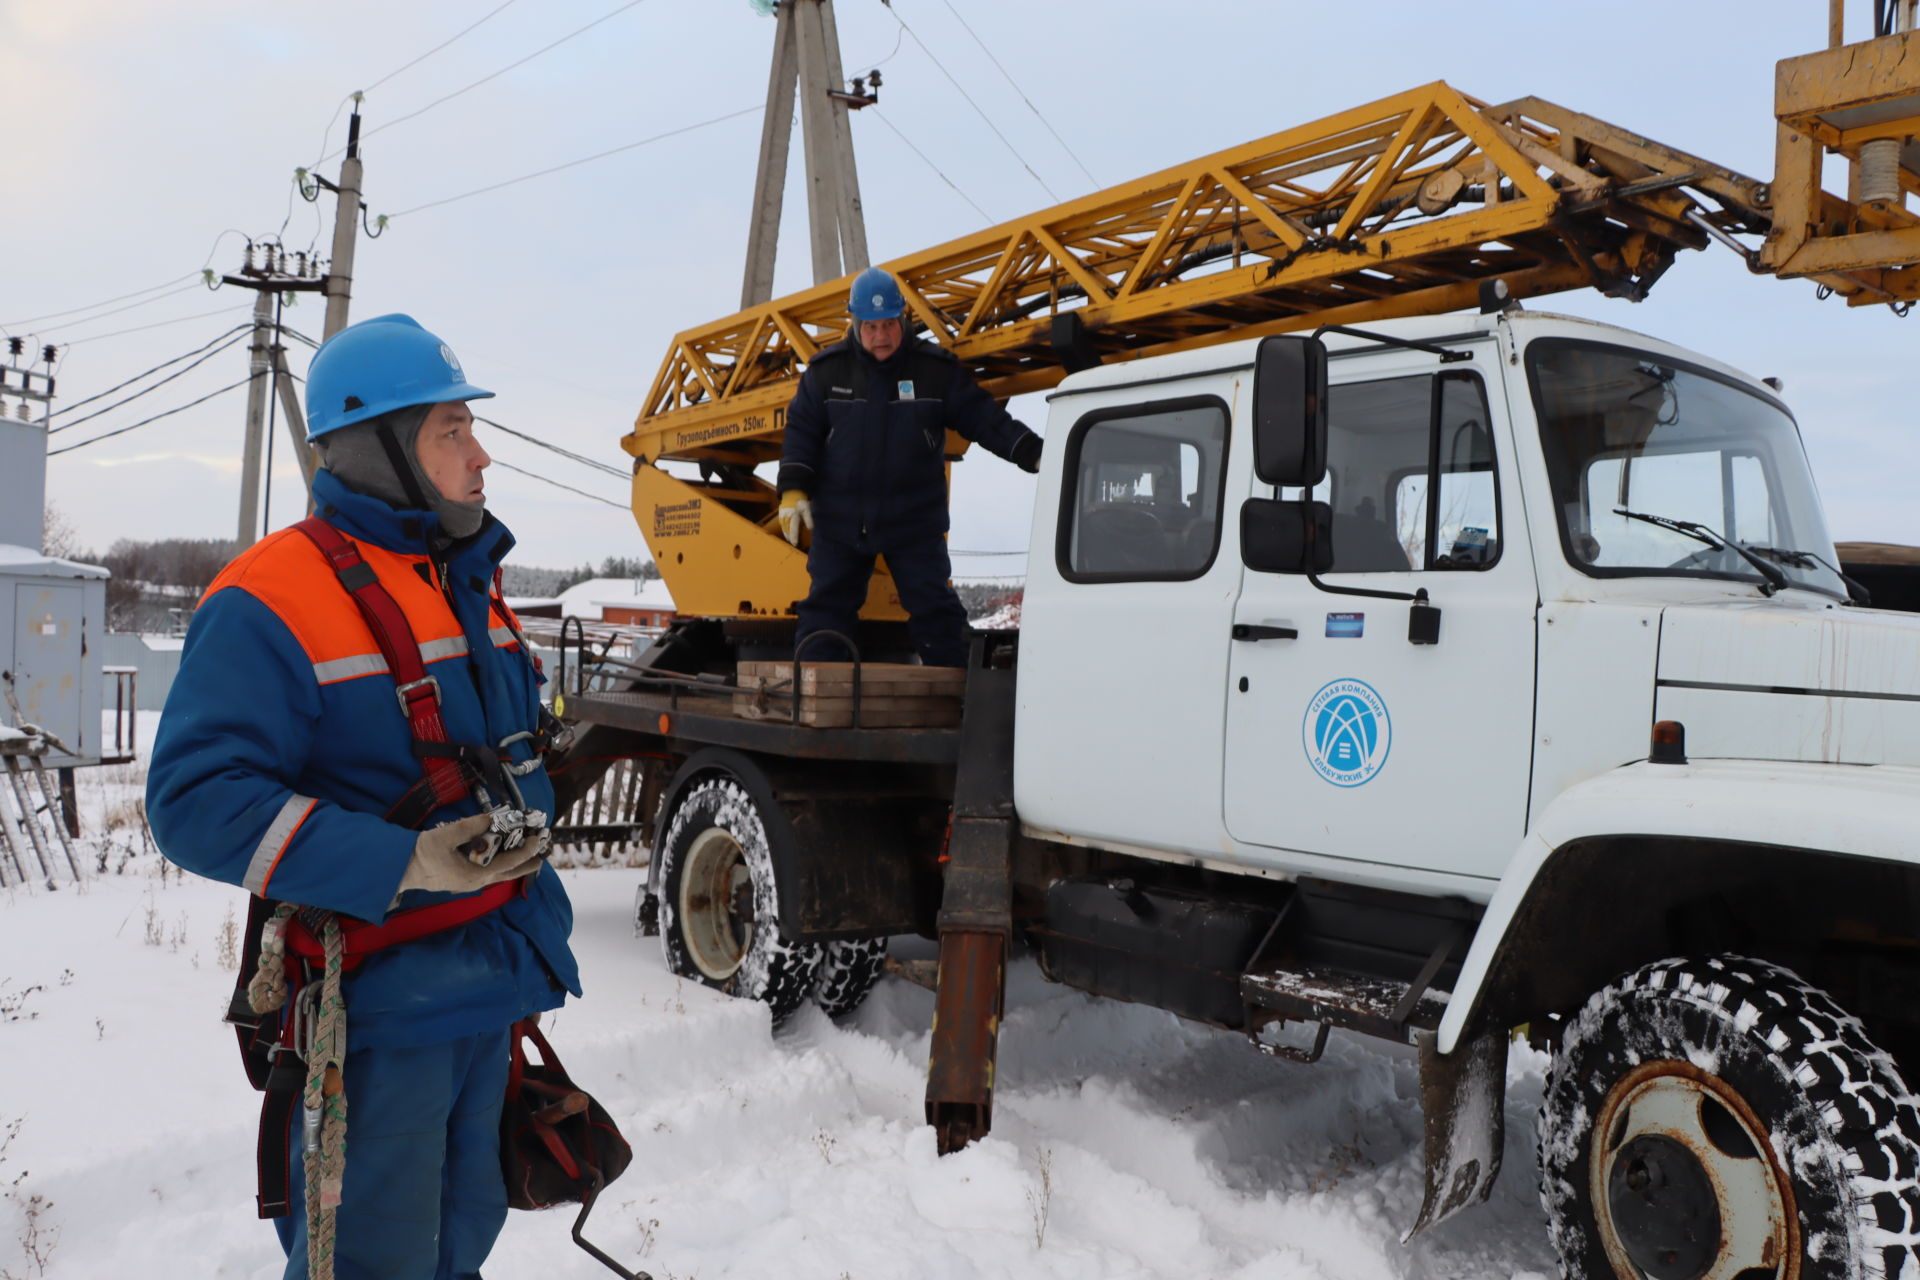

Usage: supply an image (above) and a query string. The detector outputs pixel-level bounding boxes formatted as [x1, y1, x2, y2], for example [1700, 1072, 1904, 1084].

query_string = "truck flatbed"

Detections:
[563, 686, 963, 764]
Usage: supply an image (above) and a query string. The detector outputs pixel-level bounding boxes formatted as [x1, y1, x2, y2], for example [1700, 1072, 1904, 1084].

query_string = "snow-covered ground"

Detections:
[0, 723, 1559, 1279]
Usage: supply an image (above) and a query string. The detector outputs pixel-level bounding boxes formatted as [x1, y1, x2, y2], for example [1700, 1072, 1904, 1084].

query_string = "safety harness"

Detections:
[225, 515, 550, 1226]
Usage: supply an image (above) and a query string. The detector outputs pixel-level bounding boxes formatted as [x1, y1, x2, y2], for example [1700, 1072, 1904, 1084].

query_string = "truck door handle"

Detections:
[1231, 624, 1298, 642]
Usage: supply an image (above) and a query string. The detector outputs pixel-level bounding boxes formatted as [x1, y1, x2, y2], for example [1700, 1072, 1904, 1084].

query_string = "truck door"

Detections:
[1223, 357, 1537, 882]
[1015, 391, 1240, 855]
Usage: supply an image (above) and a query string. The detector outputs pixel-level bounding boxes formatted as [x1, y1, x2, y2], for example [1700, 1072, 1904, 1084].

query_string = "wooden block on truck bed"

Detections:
[732, 661, 965, 728]
[730, 696, 962, 728]
[736, 661, 967, 699]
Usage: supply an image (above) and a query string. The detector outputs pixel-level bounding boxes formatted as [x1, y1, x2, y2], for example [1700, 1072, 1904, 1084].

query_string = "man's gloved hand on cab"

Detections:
[397, 812, 545, 898]
[1011, 432, 1043, 475]
[779, 490, 814, 547]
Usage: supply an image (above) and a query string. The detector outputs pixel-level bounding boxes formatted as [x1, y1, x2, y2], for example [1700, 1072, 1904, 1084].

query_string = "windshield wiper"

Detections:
[1612, 507, 1789, 595]
[1747, 544, 1871, 604]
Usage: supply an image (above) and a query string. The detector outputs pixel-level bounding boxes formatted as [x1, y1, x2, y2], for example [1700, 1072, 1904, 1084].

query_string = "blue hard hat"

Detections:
[303, 313, 494, 442]
[847, 267, 906, 323]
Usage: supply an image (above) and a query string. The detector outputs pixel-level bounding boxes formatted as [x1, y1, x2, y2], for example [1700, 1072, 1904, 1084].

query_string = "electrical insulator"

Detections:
[14, 403, 29, 422]
[6, 336, 22, 358]
[869, 69, 882, 91]
[41, 345, 57, 365]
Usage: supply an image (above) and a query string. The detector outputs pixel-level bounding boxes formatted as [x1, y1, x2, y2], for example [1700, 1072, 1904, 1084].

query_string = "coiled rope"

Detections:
[248, 905, 350, 1280]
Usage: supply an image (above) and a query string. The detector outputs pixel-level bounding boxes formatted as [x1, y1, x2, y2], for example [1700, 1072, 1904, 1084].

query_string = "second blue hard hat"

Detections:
[303, 313, 494, 442]
[847, 267, 906, 323]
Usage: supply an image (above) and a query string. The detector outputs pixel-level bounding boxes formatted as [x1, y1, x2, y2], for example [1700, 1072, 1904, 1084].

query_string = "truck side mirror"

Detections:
[1251, 335, 1329, 487]
[1241, 497, 1333, 574]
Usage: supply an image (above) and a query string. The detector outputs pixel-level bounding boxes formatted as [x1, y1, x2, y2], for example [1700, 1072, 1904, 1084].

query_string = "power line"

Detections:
[391, 105, 762, 217]
[51, 329, 254, 434]
[872, 109, 994, 223]
[849, 23, 907, 74]
[1, 275, 201, 332]
[488, 456, 627, 508]
[46, 378, 252, 457]
[885, 6, 1060, 202]
[933, 0, 1098, 189]
[949, 548, 1028, 557]
[476, 415, 627, 478]
[344, 0, 651, 155]
[59, 303, 254, 347]
[49, 325, 252, 425]
[364, 0, 525, 93]
[33, 283, 208, 335]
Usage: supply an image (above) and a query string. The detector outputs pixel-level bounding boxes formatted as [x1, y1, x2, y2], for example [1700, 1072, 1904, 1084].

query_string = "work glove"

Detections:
[778, 490, 813, 547]
[396, 813, 545, 898]
[1011, 431, 1044, 475]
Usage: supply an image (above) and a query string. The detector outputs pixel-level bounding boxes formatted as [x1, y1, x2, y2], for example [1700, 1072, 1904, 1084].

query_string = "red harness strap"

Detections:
[291, 516, 468, 812]
[283, 878, 526, 970]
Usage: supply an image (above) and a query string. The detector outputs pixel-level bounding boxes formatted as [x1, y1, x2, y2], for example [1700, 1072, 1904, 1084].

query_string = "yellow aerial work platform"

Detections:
[621, 21, 1920, 623]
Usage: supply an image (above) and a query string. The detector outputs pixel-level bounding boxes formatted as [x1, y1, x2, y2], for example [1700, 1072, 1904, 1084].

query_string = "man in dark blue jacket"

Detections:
[777, 267, 1042, 668]
[148, 314, 579, 1280]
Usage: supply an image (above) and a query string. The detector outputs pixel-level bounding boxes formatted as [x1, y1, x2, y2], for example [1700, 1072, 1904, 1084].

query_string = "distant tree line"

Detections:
[49, 508, 1008, 630]
[499, 555, 658, 600]
[90, 537, 242, 632]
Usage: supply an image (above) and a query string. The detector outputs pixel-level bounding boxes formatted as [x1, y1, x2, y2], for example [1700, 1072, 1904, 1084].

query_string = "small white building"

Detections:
[555, 576, 678, 628]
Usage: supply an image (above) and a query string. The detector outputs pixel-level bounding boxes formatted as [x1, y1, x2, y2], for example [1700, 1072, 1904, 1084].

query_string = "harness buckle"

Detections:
[394, 675, 441, 715]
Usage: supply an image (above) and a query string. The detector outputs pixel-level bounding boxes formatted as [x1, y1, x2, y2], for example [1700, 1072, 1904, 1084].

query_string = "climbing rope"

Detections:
[303, 913, 349, 1280]
[246, 905, 293, 1016]
[245, 905, 350, 1280]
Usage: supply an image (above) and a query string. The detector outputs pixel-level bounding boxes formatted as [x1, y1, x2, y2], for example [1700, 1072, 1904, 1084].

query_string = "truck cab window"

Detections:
[1319, 371, 1500, 572]
[1060, 397, 1229, 581]
[1529, 339, 1845, 597]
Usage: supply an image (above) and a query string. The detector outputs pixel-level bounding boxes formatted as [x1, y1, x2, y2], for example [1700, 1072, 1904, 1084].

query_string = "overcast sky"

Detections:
[5, 0, 1914, 576]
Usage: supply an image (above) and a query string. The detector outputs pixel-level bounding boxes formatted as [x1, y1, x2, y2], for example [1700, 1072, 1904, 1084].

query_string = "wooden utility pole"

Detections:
[740, 0, 875, 308]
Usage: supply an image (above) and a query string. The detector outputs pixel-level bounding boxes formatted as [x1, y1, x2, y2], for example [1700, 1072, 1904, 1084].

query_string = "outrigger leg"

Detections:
[925, 648, 1017, 1155]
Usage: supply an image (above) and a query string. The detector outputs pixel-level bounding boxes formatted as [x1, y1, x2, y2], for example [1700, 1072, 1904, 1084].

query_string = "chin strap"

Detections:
[374, 419, 435, 512]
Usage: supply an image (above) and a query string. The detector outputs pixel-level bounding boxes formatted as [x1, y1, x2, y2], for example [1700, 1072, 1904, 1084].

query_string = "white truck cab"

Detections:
[1018, 309, 1916, 910]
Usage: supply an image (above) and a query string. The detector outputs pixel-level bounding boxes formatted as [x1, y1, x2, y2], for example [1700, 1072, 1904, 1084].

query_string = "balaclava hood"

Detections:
[314, 404, 487, 542]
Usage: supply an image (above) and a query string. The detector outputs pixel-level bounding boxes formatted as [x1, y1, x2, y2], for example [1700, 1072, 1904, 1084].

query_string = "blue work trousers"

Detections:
[796, 534, 970, 668]
[276, 1027, 512, 1280]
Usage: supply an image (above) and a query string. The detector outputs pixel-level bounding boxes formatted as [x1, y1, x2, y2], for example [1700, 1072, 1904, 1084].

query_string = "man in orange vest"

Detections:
[148, 314, 580, 1279]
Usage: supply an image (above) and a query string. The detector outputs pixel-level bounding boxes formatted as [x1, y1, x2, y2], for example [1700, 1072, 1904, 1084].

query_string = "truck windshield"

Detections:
[1528, 338, 1845, 598]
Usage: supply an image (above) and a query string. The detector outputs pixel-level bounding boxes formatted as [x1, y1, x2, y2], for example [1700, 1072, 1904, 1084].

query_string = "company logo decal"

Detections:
[1303, 678, 1391, 787]
[439, 344, 464, 378]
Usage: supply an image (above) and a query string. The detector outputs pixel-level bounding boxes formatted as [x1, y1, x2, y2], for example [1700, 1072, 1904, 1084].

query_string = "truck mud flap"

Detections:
[1406, 1023, 1507, 1240]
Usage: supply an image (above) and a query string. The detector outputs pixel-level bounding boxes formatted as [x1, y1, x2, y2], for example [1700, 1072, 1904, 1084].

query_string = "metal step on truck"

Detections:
[557, 306, 1920, 1279]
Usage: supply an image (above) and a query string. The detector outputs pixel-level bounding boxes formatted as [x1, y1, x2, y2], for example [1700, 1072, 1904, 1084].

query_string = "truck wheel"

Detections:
[812, 938, 888, 1018]
[1539, 955, 1920, 1280]
[655, 776, 820, 1023]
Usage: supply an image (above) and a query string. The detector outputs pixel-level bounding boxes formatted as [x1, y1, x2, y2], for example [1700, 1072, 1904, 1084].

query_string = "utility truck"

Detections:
[553, 14, 1920, 1277]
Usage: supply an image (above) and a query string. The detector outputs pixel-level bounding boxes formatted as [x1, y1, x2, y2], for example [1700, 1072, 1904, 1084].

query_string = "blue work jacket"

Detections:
[147, 469, 580, 1049]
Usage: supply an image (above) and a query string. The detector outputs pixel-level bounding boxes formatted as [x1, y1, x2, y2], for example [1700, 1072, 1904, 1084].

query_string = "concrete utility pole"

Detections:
[322, 101, 366, 341]
[236, 288, 274, 542]
[740, 0, 876, 308]
[223, 246, 325, 545]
